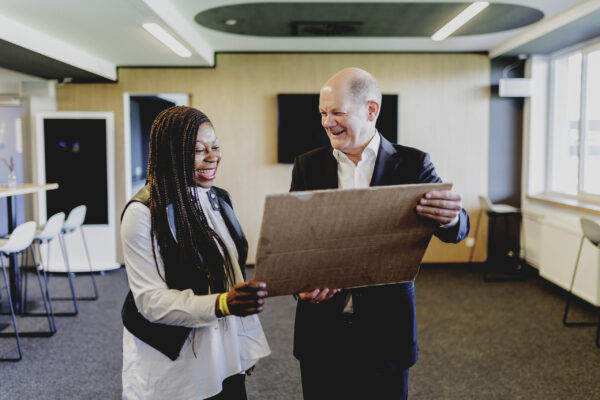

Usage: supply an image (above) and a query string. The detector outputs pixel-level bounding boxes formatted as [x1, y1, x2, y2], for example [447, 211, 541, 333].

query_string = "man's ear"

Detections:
[367, 100, 380, 122]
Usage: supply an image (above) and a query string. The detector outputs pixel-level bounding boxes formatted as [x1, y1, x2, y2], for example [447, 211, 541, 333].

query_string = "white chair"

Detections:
[22, 212, 77, 318]
[0, 221, 55, 361]
[562, 218, 600, 348]
[59, 205, 98, 301]
[477, 195, 525, 281]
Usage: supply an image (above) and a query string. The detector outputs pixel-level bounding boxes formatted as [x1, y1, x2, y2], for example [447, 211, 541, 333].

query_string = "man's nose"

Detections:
[322, 114, 335, 127]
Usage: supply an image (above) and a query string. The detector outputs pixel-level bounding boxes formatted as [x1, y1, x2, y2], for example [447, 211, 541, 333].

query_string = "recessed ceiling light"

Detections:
[225, 19, 237, 26]
[431, 1, 489, 41]
[142, 23, 192, 58]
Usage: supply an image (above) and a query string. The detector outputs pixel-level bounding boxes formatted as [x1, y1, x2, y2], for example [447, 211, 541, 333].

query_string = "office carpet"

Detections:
[0, 264, 598, 399]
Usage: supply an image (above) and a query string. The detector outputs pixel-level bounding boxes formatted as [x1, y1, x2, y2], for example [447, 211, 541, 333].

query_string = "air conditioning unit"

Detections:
[0, 95, 21, 106]
[499, 78, 531, 97]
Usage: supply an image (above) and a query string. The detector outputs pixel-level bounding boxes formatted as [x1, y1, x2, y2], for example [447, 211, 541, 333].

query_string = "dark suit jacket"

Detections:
[290, 134, 470, 368]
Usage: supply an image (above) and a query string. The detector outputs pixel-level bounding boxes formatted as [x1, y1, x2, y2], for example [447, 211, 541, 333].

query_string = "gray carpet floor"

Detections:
[1, 264, 599, 399]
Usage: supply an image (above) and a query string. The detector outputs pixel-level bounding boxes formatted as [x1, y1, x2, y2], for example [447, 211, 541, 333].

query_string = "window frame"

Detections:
[547, 37, 600, 203]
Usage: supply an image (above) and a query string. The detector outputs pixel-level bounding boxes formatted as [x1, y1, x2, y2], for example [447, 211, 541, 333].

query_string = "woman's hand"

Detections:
[298, 288, 340, 304]
[225, 281, 268, 316]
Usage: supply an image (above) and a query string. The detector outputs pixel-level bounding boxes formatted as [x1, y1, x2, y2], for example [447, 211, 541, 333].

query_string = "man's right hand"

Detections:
[298, 288, 340, 304]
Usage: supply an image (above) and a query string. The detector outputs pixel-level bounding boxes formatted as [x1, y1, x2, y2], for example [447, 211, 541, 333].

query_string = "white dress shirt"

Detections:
[121, 187, 271, 400]
[332, 132, 381, 190]
[333, 133, 381, 313]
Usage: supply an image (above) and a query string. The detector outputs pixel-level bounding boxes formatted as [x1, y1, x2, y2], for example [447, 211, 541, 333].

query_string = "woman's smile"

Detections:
[194, 123, 221, 188]
[196, 167, 217, 180]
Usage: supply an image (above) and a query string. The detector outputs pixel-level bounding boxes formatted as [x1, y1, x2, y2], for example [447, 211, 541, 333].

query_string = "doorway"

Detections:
[123, 93, 189, 199]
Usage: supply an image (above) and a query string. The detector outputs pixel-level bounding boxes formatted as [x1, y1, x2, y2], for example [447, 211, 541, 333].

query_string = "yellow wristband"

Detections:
[220, 293, 231, 316]
[218, 293, 225, 316]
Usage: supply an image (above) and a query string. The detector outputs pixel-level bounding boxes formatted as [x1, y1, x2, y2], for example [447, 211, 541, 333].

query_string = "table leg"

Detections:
[6, 195, 21, 313]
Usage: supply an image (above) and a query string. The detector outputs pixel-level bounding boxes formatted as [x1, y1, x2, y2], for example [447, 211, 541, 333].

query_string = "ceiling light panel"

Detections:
[142, 23, 192, 57]
[431, 2, 490, 41]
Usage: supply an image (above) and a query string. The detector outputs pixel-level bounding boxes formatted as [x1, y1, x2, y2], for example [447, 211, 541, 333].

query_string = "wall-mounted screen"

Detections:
[277, 94, 398, 164]
[43, 118, 108, 224]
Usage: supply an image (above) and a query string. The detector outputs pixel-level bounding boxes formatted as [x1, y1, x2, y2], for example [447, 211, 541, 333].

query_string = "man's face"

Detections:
[319, 85, 374, 156]
[194, 123, 221, 188]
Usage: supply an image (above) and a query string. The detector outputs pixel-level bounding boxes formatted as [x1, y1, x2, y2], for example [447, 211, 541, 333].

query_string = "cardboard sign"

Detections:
[252, 182, 452, 297]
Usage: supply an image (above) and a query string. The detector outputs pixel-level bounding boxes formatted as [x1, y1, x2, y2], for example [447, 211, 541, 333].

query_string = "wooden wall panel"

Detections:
[57, 53, 490, 264]
[423, 209, 488, 263]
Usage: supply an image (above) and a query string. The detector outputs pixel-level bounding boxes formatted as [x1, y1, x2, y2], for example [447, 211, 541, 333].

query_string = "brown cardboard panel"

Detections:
[252, 182, 452, 296]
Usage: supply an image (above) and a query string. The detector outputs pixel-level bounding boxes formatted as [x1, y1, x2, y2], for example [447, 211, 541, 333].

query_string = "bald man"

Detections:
[290, 68, 470, 399]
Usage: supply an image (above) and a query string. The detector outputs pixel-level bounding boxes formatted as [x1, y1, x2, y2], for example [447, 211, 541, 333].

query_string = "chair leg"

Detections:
[0, 256, 23, 361]
[79, 227, 98, 300]
[20, 250, 29, 314]
[38, 241, 57, 331]
[563, 236, 597, 328]
[19, 240, 59, 328]
[50, 234, 79, 316]
[30, 246, 56, 334]
[1, 247, 56, 338]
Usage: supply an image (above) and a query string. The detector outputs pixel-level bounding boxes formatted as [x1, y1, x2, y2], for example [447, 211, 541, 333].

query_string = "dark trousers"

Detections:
[300, 358, 409, 400]
[206, 374, 247, 400]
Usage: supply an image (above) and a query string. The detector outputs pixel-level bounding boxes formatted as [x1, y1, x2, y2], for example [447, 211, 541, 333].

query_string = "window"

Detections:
[549, 42, 600, 200]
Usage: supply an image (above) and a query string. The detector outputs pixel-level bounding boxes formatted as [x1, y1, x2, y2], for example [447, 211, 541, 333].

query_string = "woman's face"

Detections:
[194, 123, 221, 188]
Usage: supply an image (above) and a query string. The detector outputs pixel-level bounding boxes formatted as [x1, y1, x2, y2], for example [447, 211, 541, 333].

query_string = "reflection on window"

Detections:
[549, 45, 600, 201]
[550, 53, 581, 195]
[583, 50, 600, 195]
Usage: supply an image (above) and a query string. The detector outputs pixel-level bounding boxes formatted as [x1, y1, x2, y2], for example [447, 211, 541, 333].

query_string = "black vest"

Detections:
[121, 185, 248, 361]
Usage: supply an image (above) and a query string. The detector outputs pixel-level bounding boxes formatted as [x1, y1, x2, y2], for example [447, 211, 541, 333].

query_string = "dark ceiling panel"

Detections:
[195, 2, 544, 37]
[499, 9, 600, 57]
[456, 4, 543, 35]
[0, 39, 114, 83]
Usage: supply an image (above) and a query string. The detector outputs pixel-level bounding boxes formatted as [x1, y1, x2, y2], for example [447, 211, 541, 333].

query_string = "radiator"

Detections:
[539, 218, 600, 306]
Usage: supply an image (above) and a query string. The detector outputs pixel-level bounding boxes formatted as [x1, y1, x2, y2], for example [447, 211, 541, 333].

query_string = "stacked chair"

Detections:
[0, 221, 56, 361]
[0, 204, 101, 361]
[59, 205, 99, 301]
[26, 205, 100, 316]
[22, 211, 78, 316]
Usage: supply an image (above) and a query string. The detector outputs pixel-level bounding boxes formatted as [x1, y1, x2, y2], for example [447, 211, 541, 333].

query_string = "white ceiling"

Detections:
[0, 0, 594, 81]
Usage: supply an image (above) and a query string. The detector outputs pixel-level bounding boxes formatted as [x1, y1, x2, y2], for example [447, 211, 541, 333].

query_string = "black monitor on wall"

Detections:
[43, 118, 108, 224]
[277, 94, 398, 164]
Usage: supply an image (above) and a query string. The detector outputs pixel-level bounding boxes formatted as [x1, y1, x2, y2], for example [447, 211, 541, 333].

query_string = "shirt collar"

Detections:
[332, 131, 381, 163]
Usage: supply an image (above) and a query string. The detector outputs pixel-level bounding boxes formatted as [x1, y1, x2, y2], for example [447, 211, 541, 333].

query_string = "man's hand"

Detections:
[416, 190, 462, 225]
[298, 288, 340, 304]
[225, 281, 267, 316]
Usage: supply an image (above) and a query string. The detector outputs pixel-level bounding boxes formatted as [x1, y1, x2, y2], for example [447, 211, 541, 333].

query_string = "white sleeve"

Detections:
[121, 202, 219, 328]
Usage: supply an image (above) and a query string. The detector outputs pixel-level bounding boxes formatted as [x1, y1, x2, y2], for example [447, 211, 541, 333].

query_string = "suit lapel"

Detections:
[322, 148, 339, 189]
[370, 134, 400, 187]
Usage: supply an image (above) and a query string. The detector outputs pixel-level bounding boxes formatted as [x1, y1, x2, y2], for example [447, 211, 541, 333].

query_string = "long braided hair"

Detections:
[146, 106, 236, 294]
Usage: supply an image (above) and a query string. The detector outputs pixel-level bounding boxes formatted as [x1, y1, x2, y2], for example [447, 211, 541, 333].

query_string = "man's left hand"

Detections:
[416, 190, 462, 225]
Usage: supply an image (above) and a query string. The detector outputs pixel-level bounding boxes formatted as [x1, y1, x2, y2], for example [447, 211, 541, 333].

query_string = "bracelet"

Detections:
[219, 293, 231, 316]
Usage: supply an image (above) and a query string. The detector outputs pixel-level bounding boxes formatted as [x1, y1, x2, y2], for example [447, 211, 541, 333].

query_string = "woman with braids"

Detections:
[120, 106, 270, 399]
